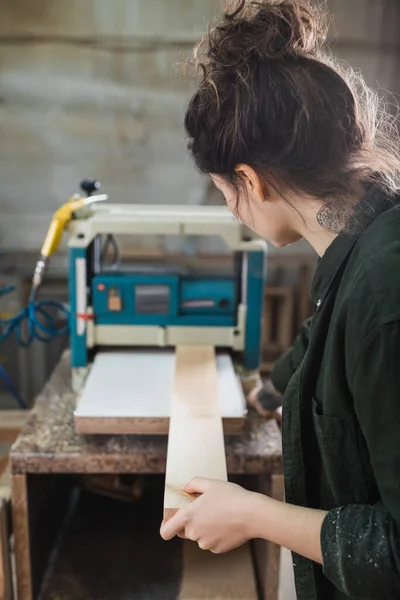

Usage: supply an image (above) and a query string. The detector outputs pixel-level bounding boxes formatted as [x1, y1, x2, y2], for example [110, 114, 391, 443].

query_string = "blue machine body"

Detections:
[244, 251, 266, 370]
[69, 242, 267, 372]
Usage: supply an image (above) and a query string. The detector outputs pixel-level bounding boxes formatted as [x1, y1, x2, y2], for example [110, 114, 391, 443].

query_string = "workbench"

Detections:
[10, 351, 283, 600]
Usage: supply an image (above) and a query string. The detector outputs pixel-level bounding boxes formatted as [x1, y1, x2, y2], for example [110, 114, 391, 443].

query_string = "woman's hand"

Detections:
[160, 478, 261, 553]
[160, 477, 326, 564]
[247, 379, 283, 423]
[247, 379, 264, 407]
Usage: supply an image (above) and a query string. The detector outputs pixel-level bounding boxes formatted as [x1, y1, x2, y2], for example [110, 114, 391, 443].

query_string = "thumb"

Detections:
[184, 477, 211, 495]
[160, 509, 187, 541]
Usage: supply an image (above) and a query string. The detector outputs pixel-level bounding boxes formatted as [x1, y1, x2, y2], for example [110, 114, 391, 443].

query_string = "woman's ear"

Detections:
[235, 164, 270, 203]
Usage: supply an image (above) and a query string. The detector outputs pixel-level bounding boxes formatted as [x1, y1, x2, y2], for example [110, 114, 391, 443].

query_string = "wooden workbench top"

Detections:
[10, 351, 282, 476]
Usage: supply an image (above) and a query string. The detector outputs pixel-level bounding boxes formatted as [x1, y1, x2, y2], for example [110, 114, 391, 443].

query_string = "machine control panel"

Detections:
[92, 273, 236, 327]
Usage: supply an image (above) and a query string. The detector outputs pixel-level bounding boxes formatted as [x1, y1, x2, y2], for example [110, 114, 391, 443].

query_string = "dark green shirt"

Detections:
[270, 184, 400, 600]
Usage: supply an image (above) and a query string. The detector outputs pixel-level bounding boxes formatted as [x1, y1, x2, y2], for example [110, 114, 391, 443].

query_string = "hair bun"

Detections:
[205, 0, 328, 68]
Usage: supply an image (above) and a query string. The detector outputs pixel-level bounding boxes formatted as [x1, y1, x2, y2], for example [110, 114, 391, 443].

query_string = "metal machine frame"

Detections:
[67, 203, 267, 391]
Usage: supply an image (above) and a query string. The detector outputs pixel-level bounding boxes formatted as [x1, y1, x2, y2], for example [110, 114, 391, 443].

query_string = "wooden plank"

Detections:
[0, 411, 29, 430]
[0, 412, 28, 444]
[0, 498, 12, 600]
[0, 465, 11, 503]
[276, 288, 295, 350]
[11, 475, 32, 600]
[179, 541, 258, 600]
[164, 346, 227, 519]
[253, 474, 285, 600]
[0, 460, 8, 494]
[75, 415, 244, 436]
[263, 287, 295, 361]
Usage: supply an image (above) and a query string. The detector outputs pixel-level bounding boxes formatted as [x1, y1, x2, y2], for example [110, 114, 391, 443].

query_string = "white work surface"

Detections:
[74, 350, 246, 420]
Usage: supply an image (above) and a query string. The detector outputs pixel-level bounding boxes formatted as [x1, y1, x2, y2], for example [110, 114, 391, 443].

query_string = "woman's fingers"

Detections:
[160, 509, 187, 540]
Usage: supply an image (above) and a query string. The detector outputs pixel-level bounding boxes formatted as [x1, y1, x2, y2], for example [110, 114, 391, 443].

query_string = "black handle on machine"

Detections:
[80, 179, 101, 197]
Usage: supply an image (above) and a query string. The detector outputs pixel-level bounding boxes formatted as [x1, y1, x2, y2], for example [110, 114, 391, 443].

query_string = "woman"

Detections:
[160, 1, 400, 598]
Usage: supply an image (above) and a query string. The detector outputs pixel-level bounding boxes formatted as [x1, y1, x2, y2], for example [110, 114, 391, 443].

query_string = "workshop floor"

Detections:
[279, 548, 296, 600]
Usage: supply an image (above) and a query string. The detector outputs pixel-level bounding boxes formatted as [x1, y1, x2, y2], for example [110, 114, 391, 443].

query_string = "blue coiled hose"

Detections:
[0, 285, 69, 408]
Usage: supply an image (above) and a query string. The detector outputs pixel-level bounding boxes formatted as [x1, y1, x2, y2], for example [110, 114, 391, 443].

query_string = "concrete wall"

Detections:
[0, 0, 399, 253]
[328, 0, 400, 96]
[0, 0, 217, 250]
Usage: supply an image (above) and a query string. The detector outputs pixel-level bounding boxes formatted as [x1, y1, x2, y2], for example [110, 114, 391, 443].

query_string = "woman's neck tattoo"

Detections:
[317, 201, 350, 233]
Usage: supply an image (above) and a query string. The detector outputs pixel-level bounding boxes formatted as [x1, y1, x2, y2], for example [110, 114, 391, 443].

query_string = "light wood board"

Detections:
[180, 541, 258, 600]
[164, 346, 227, 519]
[0, 411, 29, 444]
[0, 465, 11, 503]
[74, 350, 246, 435]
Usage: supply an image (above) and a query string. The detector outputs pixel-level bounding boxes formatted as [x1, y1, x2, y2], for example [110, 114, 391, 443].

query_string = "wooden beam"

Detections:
[179, 540, 258, 600]
[0, 412, 29, 430]
[253, 474, 285, 600]
[0, 411, 29, 444]
[0, 465, 11, 503]
[0, 411, 31, 600]
[75, 414, 244, 436]
[12, 475, 32, 600]
[164, 346, 227, 520]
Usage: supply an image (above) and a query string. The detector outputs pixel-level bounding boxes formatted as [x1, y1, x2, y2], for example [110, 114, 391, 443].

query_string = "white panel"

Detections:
[74, 350, 246, 419]
[166, 326, 236, 348]
[95, 325, 165, 346]
[93, 324, 243, 350]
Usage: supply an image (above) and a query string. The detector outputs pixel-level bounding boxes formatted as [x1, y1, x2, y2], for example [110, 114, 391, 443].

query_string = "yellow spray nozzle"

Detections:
[31, 180, 108, 296]
[40, 192, 108, 259]
[40, 195, 86, 258]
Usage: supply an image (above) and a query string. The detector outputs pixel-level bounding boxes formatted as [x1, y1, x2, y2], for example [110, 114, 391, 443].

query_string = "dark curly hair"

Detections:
[184, 0, 400, 220]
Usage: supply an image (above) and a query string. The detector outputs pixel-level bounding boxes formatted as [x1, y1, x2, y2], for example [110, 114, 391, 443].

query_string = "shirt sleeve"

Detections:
[321, 321, 400, 599]
[269, 317, 313, 394]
